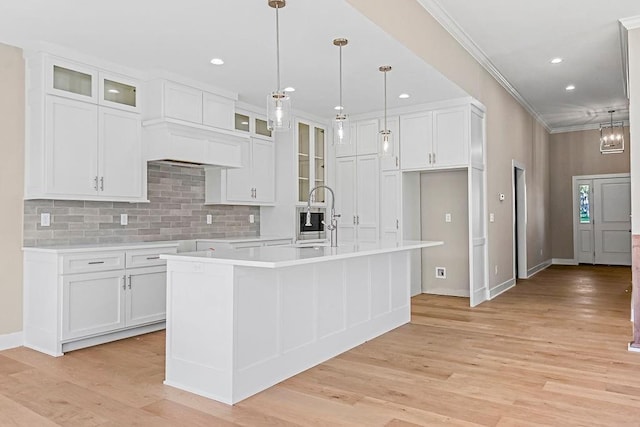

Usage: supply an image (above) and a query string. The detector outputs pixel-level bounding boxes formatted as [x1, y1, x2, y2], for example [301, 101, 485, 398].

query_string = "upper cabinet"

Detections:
[143, 79, 234, 130]
[400, 106, 469, 171]
[25, 53, 145, 202]
[297, 119, 326, 205]
[334, 119, 378, 158]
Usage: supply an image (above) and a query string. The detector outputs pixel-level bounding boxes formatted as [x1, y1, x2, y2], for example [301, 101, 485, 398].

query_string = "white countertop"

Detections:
[22, 241, 180, 254]
[162, 240, 443, 269]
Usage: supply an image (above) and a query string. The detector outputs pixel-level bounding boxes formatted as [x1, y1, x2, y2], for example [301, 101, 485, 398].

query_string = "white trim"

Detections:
[552, 258, 578, 265]
[489, 277, 516, 300]
[628, 343, 640, 353]
[550, 119, 629, 135]
[527, 259, 552, 277]
[620, 16, 640, 30]
[349, 96, 478, 122]
[416, 0, 550, 133]
[0, 331, 23, 351]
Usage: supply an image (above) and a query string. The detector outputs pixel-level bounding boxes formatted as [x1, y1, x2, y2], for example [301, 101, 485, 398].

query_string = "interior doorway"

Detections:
[513, 161, 527, 279]
[573, 174, 631, 265]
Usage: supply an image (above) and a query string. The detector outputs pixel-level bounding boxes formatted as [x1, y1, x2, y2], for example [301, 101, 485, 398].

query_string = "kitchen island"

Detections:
[161, 240, 442, 404]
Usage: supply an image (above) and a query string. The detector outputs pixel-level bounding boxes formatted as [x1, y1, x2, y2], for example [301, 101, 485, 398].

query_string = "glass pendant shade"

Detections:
[333, 113, 351, 145]
[378, 129, 394, 157]
[267, 91, 291, 131]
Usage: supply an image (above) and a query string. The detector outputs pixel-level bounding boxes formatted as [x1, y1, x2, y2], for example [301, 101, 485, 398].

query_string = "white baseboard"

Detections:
[527, 259, 552, 277]
[628, 343, 640, 353]
[489, 277, 516, 299]
[0, 331, 23, 351]
[552, 258, 578, 265]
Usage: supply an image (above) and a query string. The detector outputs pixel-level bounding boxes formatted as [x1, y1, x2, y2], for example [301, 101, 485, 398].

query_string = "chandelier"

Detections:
[599, 110, 624, 154]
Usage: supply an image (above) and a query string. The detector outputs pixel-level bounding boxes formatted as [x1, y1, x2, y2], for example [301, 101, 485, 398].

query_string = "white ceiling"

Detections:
[419, 0, 640, 132]
[0, 0, 467, 120]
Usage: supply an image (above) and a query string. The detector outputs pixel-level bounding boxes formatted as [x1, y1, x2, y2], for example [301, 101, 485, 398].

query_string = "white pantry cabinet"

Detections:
[335, 155, 379, 243]
[334, 119, 379, 158]
[205, 136, 275, 205]
[400, 106, 469, 171]
[26, 53, 146, 202]
[23, 243, 178, 356]
[380, 170, 402, 243]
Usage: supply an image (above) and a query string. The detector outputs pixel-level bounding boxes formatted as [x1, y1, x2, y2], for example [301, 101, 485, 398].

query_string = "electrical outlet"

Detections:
[206, 214, 212, 225]
[120, 214, 128, 226]
[249, 214, 255, 224]
[539, 248, 543, 256]
[40, 213, 50, 227]
[494, 265, 498, 275]
[489, 213, 495, 223]
[435, 267, 446, 279]
[445, 213, 452, 223]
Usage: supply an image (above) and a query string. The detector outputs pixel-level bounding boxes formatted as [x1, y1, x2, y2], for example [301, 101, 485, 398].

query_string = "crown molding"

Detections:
[620, 15, 640, 30]
[416, 0, 551, 133]
[550, 120, 630, 135]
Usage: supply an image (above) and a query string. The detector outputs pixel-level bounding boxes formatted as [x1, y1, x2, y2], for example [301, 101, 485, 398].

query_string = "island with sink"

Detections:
[161, 239, 442, 404]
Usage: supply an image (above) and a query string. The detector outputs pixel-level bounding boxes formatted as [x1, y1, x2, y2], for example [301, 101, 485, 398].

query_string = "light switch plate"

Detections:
[40, 213, 50, 227]
[249, 214, 255, 224]
[445, 213, 452, 223]
[120, 214, 128, 226]
[206, 214, 212, 225]
[490, 213, 495, 222]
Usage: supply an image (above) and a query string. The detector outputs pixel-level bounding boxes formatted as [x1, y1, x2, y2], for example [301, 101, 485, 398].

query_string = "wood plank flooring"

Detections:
[1, 265, 639, 426]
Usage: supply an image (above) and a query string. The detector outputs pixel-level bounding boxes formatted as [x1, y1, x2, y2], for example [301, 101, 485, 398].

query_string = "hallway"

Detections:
[0, 265, 638, 426]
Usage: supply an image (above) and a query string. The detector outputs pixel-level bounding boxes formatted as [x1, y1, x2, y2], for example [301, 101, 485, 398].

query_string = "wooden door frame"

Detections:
[571, 173, 630, 264]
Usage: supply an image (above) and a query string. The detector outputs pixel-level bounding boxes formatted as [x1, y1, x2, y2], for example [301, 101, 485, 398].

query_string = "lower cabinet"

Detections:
[23, 244, 178, 356]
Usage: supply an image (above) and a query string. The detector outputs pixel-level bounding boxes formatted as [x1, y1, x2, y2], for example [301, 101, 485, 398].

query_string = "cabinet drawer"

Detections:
[62, 251, 125, 274]
[126, 247, 178, 268]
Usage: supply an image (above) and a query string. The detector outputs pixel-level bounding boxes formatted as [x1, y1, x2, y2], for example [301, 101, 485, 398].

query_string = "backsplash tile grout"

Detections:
[23, 163, 260, 247]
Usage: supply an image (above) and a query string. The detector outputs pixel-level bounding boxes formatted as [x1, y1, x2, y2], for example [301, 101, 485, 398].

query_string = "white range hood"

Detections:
[142, 118, 247, 168]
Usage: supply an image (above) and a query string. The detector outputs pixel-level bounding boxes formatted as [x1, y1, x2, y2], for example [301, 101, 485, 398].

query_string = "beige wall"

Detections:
[549, 129, 630, 259]
[348, 0, 551, 286]
[0, 43, 24, 335]
[420, 170, 469, 296]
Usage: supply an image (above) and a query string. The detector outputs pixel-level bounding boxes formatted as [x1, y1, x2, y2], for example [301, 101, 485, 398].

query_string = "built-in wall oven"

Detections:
[296, 207, 326, 241]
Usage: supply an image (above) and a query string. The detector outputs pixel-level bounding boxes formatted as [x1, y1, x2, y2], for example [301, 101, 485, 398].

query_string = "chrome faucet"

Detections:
[306, 185, 340, 247]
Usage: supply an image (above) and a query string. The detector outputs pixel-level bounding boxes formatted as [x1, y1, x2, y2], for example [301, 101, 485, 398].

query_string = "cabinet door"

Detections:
[164, 82, 202, 123]
[253, 138, 275, 203]
[380, 116, 400, 171]
[335, 157, 357, 242]
[356, 155, 380, 242]
[225, 137, 254, 202]
[126, 266, 167, 327]
[380, 170, 401, 242]
[203, 92, 234, 130]
[99, 72, 140, 113]
[99, 107, 143, 199]
[45, 96, 99, 196]
[47, 58, 98, 103]
[356, 119, 379, 156]
[433, 107, 468, 167]
[62, 270, 126, 340]
[400, 111, 432, 170]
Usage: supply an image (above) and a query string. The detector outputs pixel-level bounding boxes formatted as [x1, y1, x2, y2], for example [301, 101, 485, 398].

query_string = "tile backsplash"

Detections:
[23, 163, 260, 247]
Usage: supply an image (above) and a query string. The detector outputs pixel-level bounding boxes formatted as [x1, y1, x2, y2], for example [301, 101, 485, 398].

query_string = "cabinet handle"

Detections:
[94, 176, 99, 191]
[254, 188, 257, 199]
[100, 177, 104, 191]
[357, 215, 360, 225]
[353, 215, 357, 225]
[88, 261, 105, 265]
[146, 256, 160, 260]
[127, 275, 132, 290]
[396, 219, 399, 230]
[122, 275, 126, 290]
[433, 153, 436, 164]
[395, 157, 399, 167]
[428, 153, 432, 164]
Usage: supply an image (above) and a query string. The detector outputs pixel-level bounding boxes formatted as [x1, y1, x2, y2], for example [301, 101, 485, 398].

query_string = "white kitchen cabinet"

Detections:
[205, 136, 275, 205]
[297, 119, 326, 204]
[380, 170, 401, 242]
[400, 107, 469, 171]
[203, 92, 234, 129]
[334, 119, 378, 158]
[26, 53, 146, 202]
[23, 244, 178, 356]
[335, 154, 379, 243]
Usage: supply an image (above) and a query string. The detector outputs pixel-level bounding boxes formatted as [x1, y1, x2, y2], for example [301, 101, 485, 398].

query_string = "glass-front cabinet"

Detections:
[100, 73, 139, 112]
[234, 111, 273, 139]
[297, 119, 326, 205]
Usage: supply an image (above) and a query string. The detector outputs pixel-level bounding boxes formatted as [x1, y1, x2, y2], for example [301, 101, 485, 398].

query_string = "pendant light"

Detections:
[266, 0, 291, 131]
[332, 38, 351, 145]
[599, 109, 624, 154]
[378, 65, 394, 157]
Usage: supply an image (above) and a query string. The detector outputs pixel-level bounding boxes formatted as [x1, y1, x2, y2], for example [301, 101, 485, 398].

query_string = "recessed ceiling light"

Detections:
[107, 89, 120, 94]
[210, 58, 224, 65]
[550, 57, 563, 64]
[283, 87, 295, 92]
[399, 93, 410, 99]
[334, 105, 344, 111]
[565, 84, 576, 91]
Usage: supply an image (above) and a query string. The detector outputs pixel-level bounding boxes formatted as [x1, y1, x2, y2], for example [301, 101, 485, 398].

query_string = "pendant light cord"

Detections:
[339, 44, 343, 112]
[275, 4, 281, 91]
[383, 70, 388, 130]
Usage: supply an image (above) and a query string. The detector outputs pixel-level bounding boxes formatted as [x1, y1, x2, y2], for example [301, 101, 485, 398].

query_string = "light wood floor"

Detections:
[1, 265, 639, 426]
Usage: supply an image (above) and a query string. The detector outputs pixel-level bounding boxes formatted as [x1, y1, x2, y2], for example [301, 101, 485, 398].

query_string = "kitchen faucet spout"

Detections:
[307, 185, 340, 247]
